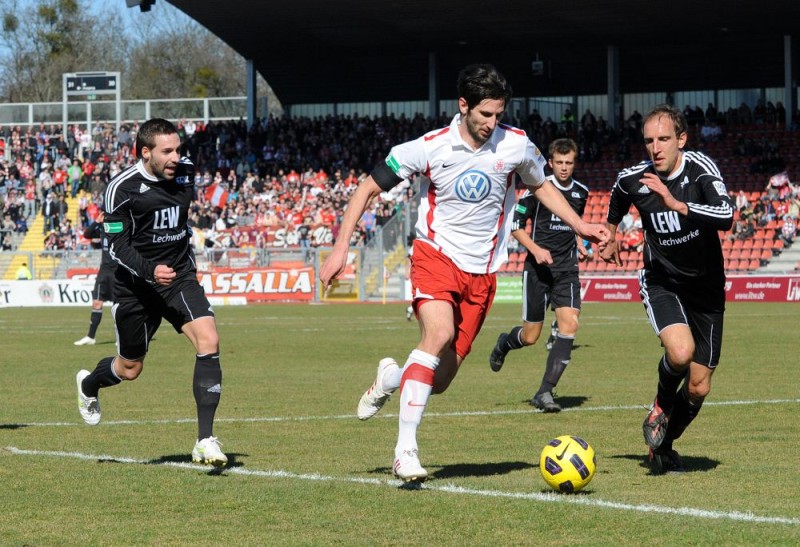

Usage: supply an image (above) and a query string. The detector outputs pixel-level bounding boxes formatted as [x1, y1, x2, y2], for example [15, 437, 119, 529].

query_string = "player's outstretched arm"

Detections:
[319, 176, 383, 289]
[533, 180, 609, 245]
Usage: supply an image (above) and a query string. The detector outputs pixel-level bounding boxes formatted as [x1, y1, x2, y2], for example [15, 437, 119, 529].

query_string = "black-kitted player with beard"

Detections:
[75, 118, 227, 467]
[601, 104, 733, 474]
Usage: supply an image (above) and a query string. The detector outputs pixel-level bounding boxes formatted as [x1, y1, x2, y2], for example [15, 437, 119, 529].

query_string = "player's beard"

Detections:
[464, 112, 491, 146]
[152, 160, 176, 181]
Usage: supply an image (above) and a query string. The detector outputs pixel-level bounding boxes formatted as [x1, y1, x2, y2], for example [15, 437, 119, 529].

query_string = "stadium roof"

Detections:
[165, 0, 800, 106]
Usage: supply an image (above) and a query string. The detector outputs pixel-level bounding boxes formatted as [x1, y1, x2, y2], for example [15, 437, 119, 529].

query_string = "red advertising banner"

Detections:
[198, 267, 316, 302]
[578, 275, 800, 303]
[69, 266, 316, 302]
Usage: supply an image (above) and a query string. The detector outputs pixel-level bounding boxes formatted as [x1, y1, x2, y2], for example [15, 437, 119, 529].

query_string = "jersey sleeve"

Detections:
[381, 137, 428, 184]
[685, 174, 734, 230]
[511, 192, 534, 231]
[104, 184, 157, 284]
[515, 140, 547, 188]
[607, 175, 632, 225]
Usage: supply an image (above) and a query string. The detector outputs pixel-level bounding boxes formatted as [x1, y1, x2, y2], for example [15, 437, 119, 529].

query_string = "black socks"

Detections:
[537, 334, 574, 395]
[82, 356, 121, 397]
[193, 353, 222, 440]
[87, 309, 102, 338]
[656, 355, 685, 413]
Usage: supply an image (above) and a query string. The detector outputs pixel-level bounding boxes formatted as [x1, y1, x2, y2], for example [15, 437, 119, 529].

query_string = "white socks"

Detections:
[396, 349, 439, 458]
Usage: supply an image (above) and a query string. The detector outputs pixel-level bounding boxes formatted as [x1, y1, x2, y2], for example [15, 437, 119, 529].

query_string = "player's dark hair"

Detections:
[643, 104, 687, 138]
[457, 64, 512, 110]
[549, 138, 578, 157]
[136, 118, 178, 159]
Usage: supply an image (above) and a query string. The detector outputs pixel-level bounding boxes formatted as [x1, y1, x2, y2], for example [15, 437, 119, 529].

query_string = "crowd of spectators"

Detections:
[1, 99, 799, 256]
[728, 172, 800, 250]
[0, 114, 434, 253]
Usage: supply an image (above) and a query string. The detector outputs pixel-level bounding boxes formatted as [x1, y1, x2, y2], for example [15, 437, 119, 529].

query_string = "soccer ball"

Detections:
[539, 435, 596, 493]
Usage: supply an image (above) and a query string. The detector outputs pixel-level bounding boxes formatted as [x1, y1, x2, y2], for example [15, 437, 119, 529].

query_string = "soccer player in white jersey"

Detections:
[320, 64, 609, 482]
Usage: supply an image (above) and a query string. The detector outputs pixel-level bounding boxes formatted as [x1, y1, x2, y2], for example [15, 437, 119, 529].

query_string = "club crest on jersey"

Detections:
[455, 170, 491, 202]
[494, 159, 505, 172]
[712, 180, 728, 196]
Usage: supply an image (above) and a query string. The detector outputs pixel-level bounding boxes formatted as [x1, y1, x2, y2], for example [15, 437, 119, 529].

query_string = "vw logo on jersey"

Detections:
[455, 170, 491, 202]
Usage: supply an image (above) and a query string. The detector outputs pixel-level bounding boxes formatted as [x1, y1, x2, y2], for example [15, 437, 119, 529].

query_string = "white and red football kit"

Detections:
[385, 114, 547, 274]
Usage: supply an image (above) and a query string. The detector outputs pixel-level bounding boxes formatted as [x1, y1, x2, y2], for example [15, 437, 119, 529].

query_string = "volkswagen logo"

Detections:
[455, 170, 491, 202]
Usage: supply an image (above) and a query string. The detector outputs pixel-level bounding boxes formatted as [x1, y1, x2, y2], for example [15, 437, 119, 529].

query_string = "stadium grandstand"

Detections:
[1, 1, 799, 301]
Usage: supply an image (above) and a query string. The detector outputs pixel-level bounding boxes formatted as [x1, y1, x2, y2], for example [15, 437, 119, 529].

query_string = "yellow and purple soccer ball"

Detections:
[539, 435, 596, 493]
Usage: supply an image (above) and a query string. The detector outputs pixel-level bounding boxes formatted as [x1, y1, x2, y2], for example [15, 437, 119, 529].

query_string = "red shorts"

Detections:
[410, 240, 497, 359]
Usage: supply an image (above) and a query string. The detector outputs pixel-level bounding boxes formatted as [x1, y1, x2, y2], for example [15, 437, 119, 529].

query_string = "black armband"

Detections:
[371, 161, 404, 192]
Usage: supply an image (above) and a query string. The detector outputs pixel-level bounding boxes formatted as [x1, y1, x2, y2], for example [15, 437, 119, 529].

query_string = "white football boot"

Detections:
[357, 358, 399, 420]
[393, 448, 428, 482]
[76, 369, 101, 425]
[192, 436, 228, 467]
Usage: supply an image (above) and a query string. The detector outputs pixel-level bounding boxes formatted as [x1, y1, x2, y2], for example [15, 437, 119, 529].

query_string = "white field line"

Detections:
[11, 398, 800, 428]
[4, 446, 799, 526]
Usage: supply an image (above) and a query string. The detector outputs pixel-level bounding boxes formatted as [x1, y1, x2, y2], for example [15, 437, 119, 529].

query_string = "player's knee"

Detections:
[665, 347, 693, 369]
[520, 330, 540, 346]
[557, 316, 579, 337]
[688, 377, 711, 401]
[195, 331, 220, 355]
[422, 330, 455, 354]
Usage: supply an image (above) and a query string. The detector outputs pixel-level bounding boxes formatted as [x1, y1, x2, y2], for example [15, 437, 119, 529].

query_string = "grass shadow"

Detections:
[369, 460, 535, 480]
[611, 453, 721, 474]
[554, 395, 589, 410]
[520, 395, 589, 409]
[0, 423, 30, 430]
[93, 452, 245, 476]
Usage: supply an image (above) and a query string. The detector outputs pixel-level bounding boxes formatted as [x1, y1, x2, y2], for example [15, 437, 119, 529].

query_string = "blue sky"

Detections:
[2, 1, 205, 59]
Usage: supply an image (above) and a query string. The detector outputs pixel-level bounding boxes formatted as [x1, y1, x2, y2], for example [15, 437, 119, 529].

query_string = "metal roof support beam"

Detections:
[784, 35, 795, 128]
[607, 45, 619, 130]
[246, 59, 257, 128]
[428, 52, 439, 120]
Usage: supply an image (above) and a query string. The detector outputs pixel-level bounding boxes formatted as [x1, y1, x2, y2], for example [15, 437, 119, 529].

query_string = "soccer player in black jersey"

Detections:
[75, 118, 227, 467]
[74, 211, 117, 346]
[601, 104, 734, 474]
[489, 139, 590, 412]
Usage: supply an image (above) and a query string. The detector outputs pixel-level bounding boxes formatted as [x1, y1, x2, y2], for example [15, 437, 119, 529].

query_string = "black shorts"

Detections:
[638, 270, 724, 368]
[112, 275, 214, 360]
[521, 263, 581, 324]
[92, 268, 115, 302]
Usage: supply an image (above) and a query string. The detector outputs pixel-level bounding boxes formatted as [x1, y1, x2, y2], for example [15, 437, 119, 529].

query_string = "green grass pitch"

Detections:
[1, 302, 798, 544]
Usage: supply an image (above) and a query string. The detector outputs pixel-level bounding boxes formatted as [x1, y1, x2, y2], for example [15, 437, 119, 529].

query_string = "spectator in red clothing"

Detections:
[623, 227, 644, 252]
[53, 166, 67, 195]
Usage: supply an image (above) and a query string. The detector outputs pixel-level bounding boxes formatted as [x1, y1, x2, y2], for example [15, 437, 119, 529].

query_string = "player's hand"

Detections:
[533, 247, 553, 265]
[640, 172, 677, 206]
[154, 264, 176, 286]
[577, 243, 590, 262]
[576, 221, 610, 246]
[319, 247, 347, 290]
[599, 239, 622, 266]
